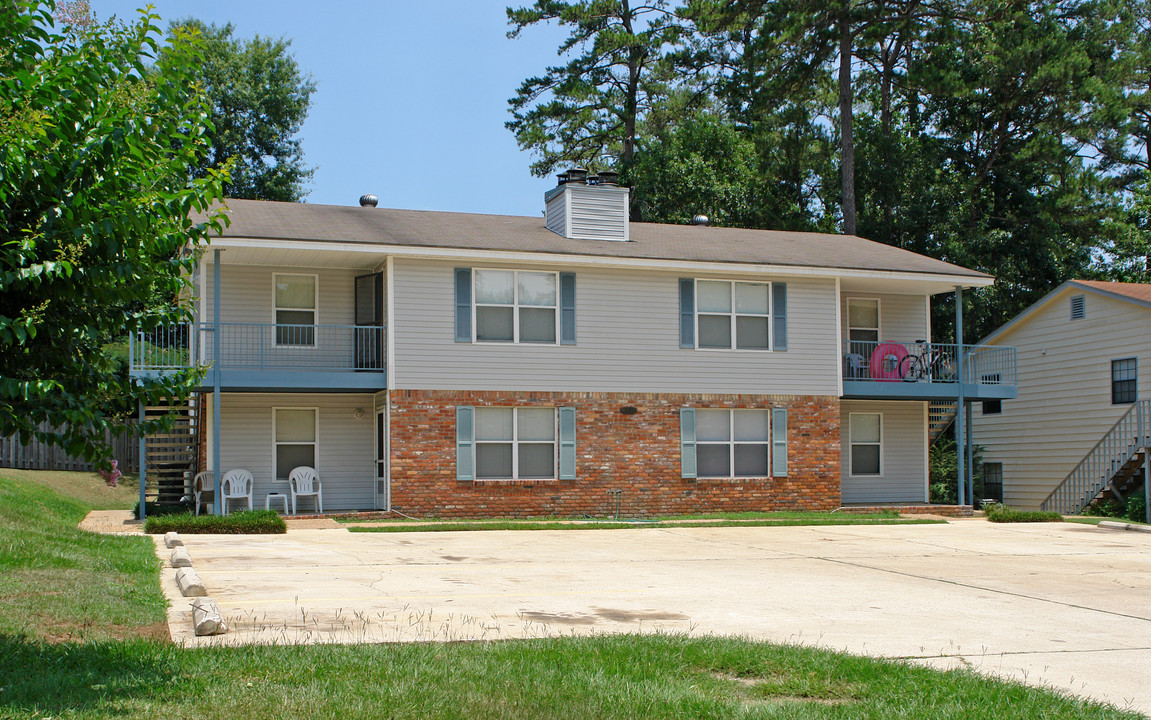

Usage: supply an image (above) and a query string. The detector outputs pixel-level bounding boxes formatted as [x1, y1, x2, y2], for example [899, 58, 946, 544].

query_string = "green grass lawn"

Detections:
[0, 469, 1141, 719]
[343, 509, 945, 534]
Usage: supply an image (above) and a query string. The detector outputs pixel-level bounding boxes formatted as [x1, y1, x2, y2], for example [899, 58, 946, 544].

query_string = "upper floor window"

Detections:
[475, 269, 557, 344]
[846, 298, 879, 357]
[455, 268, 576, 345]
[274, 274, 316, 346]
[680, 279, 786, 351]
[696, 280, 771, 350]
[1112, 358, 1137, 404]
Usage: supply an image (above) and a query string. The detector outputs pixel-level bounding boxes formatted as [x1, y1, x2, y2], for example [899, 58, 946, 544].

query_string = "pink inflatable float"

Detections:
[869, 342, 908, 382]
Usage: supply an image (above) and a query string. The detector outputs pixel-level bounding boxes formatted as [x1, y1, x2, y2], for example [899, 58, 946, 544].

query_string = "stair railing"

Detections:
[1042, 399, 1151, 514]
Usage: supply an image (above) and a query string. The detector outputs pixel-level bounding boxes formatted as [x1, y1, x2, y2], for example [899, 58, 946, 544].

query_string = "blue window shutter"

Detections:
[680, 407, 697, 479]
[454, 268, 472, 343]
[772, 408, 788, 477]
[456, 406, 474, 481]
[560, 273, 577, 345]
[558, 406, 576, 479]
[773, 283, 787, 351]
[679, 279, 695, 348]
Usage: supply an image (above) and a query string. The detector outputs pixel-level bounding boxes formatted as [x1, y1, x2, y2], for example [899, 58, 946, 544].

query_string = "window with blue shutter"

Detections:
[456, 406, 475, 481]
[454, 268, 472, 342]
[560, 273, 577, 345]
[680, 407, 697, 478]
[771, 408, 788, 477]
[558, 406, 576, 479]
[773, 283, 787, 351]
[679, 279, 695, 348]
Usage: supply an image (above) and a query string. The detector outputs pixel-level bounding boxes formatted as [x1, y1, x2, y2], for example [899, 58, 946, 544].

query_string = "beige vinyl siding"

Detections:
[840, 292, 929, 344]
[391, 258, 840, 394]
[840, 400, 927, 503]
[214, 393, 376, 511]
[202, 264, 357, 326]
[971, 289, 1151, 510]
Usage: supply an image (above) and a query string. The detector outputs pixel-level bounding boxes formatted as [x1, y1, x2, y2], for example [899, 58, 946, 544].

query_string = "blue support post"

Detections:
[212, 249, 223, 515]
[955, 286, 966, 507]
[138, 399, 146, 520]
[966, 400, 974, 504]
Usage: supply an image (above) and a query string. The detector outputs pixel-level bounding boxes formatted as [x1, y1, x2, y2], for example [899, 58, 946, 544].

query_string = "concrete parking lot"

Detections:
[157, 519, 1151, 715]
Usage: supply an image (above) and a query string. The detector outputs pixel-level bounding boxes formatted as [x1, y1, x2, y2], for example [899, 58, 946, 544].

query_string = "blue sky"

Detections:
[91, 1, 568, 217]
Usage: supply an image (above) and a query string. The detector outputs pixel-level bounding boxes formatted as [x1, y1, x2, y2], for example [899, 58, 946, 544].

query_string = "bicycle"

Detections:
[899, 340, 955, 382]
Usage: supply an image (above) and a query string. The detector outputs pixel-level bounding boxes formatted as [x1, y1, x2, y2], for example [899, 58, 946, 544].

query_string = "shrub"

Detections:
[1125, 493, 1147, 523]
[1081, 498, 1125, 518]
[145, 509, 286, 534]
[983, 503, 1062, 523]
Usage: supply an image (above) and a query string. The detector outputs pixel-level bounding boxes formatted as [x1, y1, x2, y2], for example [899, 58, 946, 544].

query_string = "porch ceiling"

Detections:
[839, 276, 991, 296]
[203, 244, 386, 271]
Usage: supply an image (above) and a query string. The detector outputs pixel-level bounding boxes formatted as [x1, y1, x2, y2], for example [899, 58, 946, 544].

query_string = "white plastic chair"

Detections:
[193, 471, 215, 516]
[288, 466, 322, 515]
[220, 468, 254, 515]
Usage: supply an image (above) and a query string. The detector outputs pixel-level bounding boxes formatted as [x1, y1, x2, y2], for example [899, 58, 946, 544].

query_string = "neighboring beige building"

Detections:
[972, 280, 1151, 512]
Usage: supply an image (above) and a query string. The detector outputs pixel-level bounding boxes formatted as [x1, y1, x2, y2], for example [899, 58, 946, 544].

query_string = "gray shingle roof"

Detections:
[209, 198, 990, 279]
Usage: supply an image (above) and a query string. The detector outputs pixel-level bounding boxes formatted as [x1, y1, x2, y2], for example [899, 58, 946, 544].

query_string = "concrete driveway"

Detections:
[156, 519, 1151, 715]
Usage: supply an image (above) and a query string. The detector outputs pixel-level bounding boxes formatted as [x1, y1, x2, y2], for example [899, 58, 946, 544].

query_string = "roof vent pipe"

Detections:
[359, 194, 378, 208]
[691, 214, 709, 226]
[597, 171, 619, 186]
[566, 167, 589, 184]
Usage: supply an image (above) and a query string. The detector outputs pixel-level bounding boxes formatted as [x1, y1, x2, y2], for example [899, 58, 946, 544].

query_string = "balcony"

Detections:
[129, 323, 387, 392]
[841, 341, 1016, 401]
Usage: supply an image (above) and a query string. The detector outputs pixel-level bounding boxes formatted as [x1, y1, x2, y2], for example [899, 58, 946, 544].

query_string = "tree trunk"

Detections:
[838, 7, 857, 236]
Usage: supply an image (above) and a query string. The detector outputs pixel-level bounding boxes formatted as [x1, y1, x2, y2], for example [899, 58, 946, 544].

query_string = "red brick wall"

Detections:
[389, 390, 841, 518]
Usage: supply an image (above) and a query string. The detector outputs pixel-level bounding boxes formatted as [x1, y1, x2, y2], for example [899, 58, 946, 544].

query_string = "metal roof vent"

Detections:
[691, 214, 710, 226]
[565, 167, 589, 184]
[597, 171, 619, 186]
[359, 194, 378, 208]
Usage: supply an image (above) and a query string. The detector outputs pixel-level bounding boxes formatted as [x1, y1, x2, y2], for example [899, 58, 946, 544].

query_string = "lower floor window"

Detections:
[695, 409, 770, 478]
[849, 413, 881, 476]
[274, 407, 317, 480]
[475, 407, 556, 479]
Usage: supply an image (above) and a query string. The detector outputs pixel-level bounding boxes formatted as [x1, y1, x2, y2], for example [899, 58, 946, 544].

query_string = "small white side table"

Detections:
[265, 493, 289, 514]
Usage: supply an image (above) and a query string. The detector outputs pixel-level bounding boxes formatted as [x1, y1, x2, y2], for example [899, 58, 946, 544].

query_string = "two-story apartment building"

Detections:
[130, 174, 1017, 517]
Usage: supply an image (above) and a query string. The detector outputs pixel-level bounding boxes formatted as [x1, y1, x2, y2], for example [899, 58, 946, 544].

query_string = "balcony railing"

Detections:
[843, 340, 1016, 388]
[130, 323, 386, 373]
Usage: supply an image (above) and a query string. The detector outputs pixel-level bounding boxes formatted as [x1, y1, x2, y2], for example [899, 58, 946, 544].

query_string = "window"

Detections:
[680, 407, 787, 479]
[474, 269, 557, 344]
[982, 462, 1003, 503]
[274, 274, 316, 346]
[846, 298, 879, 357]
[982, 374, 1002, 414]
[274, 408, 317, 481]
[475, 407, 556, 479]
[1112, 358, 1137, 404]
[849, 413, 882, 476]
[1070, 295, 1085, 320]
[696, 280, 771, 350]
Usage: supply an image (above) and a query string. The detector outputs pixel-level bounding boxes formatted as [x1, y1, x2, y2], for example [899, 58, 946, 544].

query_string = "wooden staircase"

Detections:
[928, 401, 958, 445]
[1043, 399, 1150, 515]
[143, 397, 199, 506]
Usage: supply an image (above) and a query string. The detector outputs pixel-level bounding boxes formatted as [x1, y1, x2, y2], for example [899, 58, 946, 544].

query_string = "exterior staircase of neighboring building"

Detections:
[928, 401, 958, 445]
[143, 398, 199, 505]
[1042, 399, 1151, 515]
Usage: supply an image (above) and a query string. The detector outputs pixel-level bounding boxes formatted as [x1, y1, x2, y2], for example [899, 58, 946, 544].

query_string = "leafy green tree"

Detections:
[0, 2, 226, 462]
[506, 0, 688, 178]
[166, 19, 316, 202]
[627, 112, 760, 226]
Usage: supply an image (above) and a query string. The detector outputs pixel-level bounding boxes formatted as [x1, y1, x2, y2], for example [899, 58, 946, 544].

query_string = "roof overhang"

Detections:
[200, 237, 994, 293]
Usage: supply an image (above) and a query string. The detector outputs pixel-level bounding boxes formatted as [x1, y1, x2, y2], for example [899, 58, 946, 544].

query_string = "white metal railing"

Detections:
[842, 340, 1016, 387]
[1042, 400, 1151, 514]
[130, 323, 386, 373]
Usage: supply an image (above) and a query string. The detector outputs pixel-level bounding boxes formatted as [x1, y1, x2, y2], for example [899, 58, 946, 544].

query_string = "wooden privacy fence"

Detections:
[0, 422, 140, 473]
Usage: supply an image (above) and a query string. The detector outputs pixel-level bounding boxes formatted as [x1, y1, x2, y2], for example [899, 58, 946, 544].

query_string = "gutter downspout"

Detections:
[212, 249, 223, 515]
[955, 286, 966, 507]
